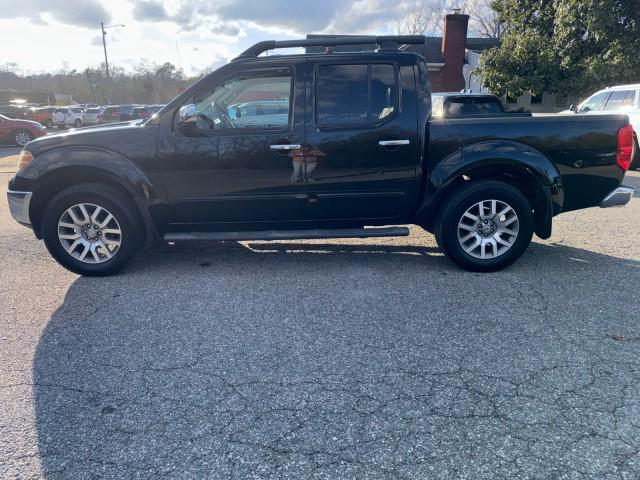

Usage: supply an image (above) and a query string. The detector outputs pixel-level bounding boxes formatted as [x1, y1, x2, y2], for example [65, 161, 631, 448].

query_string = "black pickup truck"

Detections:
[7, 36, 635, 276]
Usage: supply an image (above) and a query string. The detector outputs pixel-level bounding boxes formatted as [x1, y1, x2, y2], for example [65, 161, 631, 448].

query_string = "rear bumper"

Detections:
[599, 186, 634, 208]
[7, 190, 32, 226]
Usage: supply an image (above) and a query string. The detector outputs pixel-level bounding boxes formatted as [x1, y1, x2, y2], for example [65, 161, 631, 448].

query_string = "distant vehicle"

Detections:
[119, 105, 137, 121]
[131, 105, 164, 120]
[100, 105, 137, 123]
[0, 114, 46, 146]
[74, 103, 99, 110]
[431, 93, 528, 117]
[25, 106, 55, 128]
[228, 100, 289, 127]
[0, 104, 29, 119]
[82, 107, 104, 125]
[562, 84, 640, 169]
[99, 106, 121, 123]
[52, 107, 84, 128]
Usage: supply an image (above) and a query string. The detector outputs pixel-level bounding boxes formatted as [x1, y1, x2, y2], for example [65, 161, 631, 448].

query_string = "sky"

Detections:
[0, 0, 435, 76]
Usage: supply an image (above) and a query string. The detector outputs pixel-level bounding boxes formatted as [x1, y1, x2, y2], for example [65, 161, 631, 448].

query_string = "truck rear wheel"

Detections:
[434, 181, 534, 272]
[41, 184, 143, 276]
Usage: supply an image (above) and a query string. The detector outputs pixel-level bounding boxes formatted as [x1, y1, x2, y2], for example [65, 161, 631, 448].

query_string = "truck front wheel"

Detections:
[41, 184, 143, 276]
[434, 181, 534, 272]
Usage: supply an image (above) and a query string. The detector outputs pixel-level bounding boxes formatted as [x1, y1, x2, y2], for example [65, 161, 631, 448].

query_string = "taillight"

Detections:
[616, 124, 634, 171]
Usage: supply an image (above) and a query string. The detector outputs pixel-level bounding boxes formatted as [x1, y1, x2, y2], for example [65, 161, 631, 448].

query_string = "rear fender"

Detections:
[417, 140, 563, 239]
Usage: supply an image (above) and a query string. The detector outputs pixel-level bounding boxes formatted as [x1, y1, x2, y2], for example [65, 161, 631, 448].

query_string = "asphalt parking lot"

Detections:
[1, 146, 639, 479]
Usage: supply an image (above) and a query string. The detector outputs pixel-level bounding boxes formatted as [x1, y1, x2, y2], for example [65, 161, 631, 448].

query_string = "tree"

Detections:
[478, 0, 640, 97]
[397, 0, 502, 38]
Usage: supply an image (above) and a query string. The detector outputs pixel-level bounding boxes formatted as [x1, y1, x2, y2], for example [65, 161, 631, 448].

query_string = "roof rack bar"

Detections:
[234, 35, 426, 60]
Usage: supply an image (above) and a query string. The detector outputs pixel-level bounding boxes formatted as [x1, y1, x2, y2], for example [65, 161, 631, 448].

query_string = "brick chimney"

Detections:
[440, 11, 469, 91]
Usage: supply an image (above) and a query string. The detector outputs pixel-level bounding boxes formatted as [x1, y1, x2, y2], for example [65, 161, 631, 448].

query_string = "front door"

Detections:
[303, 60, 421, 222]
[158, 63, 308, 229]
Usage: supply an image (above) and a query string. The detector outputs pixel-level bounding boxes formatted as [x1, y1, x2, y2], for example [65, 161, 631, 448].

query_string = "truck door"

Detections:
[157, 61, 308, 226]
[303, 60, 421, 222]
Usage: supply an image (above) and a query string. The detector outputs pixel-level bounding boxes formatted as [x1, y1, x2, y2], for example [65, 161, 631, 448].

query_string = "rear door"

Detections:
[303, 59, 421, 222]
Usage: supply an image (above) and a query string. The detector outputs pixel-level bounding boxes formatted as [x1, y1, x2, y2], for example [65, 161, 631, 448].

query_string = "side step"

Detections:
[163, 226, 410, 242]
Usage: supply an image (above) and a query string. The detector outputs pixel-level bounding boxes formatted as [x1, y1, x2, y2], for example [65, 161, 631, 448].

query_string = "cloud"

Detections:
[130, 0, 437, 36]
[131, 0, 170, 22]
[0, 0, 111, 28]
[211, 23, 241, 37]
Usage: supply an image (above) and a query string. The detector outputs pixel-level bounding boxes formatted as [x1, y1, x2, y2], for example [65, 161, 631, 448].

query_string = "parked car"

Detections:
[120, 105, 137, 121]
[431, 93, 530, 117]
[6, 35, 635, 276]
[0, 104, 30, 119]
[99, 105, 121, 123]
[562, 84, 640, 169]
[100, 105, 137, 123]
[0, 114, 46, 146]
[131, 105, 164, 121]
[52, 107, 84, 128]
[227, 100, 289, 127]
[25, 106, 55, 128]
[82, 107, 104, 125]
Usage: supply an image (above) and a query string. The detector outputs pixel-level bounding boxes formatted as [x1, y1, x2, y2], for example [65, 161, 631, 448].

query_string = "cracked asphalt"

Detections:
[1, 146, 640, 479]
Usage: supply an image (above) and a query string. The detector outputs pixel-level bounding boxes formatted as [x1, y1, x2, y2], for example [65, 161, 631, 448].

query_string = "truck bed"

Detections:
[429, 113, 629, 212]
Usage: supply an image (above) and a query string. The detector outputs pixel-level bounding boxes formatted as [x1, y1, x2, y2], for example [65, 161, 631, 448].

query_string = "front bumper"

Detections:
[599, 186, 634, 208]
[7, 190, 33, 226]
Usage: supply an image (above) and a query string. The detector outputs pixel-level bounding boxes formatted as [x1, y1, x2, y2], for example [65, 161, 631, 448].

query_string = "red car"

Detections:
[0, 114, 47, 146]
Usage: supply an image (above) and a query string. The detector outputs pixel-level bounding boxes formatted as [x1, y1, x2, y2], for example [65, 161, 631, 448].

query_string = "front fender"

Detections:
[17, 146, 159, 202]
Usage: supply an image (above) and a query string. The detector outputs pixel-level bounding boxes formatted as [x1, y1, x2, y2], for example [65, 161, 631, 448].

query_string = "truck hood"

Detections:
[26, 121, 151, 156]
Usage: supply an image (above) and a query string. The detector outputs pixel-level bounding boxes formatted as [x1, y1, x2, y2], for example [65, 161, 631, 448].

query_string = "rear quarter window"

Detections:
[315, 63, 398, 127]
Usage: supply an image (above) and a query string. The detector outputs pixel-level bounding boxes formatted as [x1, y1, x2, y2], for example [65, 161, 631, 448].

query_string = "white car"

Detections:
[82, 107, 103, 125]
[52, 106, 84, 128]
[563, 84, 640, 168]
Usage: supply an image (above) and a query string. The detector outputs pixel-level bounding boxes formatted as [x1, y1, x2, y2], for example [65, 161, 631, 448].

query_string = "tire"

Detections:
[14, 129, 33, 147]
[45, 120, 54, 129]
[434, 180, 534, 272]
[74, 119, 82, 128]
[41, 184, 143, 276]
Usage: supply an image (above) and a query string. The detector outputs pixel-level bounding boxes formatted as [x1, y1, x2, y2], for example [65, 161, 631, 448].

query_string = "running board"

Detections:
[163, 227, 410, 242]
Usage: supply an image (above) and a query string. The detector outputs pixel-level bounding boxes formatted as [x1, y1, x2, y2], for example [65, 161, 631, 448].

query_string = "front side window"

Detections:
[177, 69, 291, 134]
[316, 63, 397, 127]
[603, 90, 637, 111]
[579, 91, 610, 112]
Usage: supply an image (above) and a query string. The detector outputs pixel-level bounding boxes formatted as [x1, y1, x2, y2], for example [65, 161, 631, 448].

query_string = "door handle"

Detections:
[270, 144, 301, 151]
[378, 140, 410, 147]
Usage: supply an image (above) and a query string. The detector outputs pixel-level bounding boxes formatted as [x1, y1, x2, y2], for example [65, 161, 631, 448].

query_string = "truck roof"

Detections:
[232, 35, 427, 62]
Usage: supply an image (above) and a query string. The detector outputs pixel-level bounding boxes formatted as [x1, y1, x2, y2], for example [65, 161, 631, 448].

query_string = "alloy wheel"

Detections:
[456, 199, 519, 259]
[57, 203, 122, 264]
[15, 131, 32, 146]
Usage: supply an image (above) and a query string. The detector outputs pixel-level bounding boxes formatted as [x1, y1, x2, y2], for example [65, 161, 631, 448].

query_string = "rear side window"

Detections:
[316, 63, 397, 127]
[444, 97, 504, 116]
[603, 90, 636, 111]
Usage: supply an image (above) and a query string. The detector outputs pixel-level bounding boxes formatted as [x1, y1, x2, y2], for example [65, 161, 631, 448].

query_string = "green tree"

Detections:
[478, 0, 640, 97]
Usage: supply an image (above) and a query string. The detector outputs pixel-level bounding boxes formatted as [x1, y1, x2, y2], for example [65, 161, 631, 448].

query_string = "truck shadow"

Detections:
[33, 241, 640, 477]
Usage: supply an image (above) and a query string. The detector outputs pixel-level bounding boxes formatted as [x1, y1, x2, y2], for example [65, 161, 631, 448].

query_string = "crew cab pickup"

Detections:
[6, 36, 635, 276]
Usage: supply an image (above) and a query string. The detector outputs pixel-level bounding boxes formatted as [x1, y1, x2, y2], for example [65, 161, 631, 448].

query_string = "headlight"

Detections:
[16, 150, 34, 170]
